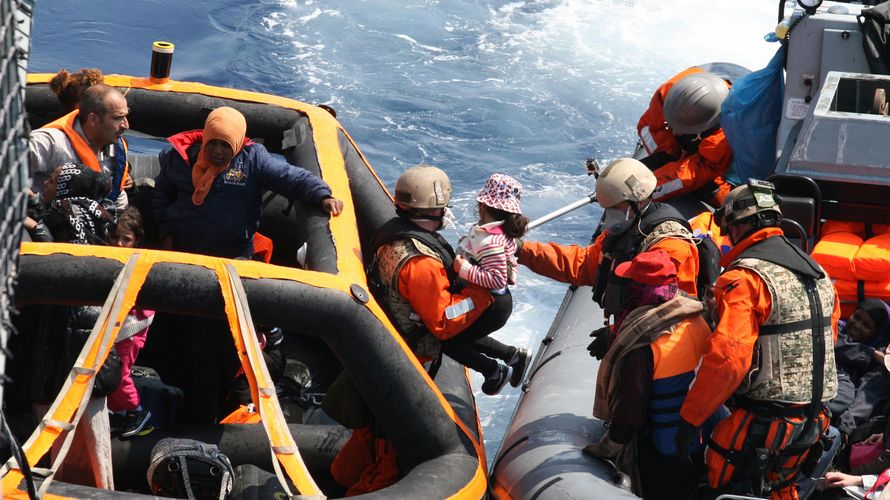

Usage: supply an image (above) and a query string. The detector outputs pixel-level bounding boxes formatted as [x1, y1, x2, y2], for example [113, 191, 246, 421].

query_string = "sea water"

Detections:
[29, 0, 778, 460]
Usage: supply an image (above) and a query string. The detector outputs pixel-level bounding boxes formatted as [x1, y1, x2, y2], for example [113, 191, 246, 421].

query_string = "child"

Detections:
[448, 173, 530, 395]
[107, 206, 156, 438]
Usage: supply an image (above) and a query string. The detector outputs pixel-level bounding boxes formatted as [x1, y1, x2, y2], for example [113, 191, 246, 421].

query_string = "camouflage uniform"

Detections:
[374, 238, 444, 359]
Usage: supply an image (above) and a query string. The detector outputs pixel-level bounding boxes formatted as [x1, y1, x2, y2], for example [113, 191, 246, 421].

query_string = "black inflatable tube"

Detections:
[111, 423, 349, 491]
[338, 130, 397, 261]
[15, 254, 477, 497]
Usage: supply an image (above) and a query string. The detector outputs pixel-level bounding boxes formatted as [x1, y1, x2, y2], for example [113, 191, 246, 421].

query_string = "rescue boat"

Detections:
[490, 1, 890, 498]
[1, 71, 488, 497]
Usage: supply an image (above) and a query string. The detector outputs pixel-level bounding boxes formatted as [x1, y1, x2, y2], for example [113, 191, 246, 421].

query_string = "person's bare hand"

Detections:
[322, 197, 343, 216]
[453, 255, 467, 272]
[123, 173, 134, 190]
[824, 471, 862, 488]
[864, 432, 884, 445]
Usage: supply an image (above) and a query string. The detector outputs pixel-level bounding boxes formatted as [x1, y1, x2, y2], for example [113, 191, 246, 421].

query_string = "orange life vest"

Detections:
[43, 110, 130, 195]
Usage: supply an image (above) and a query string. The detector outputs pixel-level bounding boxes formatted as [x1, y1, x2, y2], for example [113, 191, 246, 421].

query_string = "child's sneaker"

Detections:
[508, 347, 530, 388]
[481, 364, 512, 396]
[120, 408, 154, 438]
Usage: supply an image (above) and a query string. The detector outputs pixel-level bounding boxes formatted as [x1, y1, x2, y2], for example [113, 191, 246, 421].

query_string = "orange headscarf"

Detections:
[191, 107, 247, 206]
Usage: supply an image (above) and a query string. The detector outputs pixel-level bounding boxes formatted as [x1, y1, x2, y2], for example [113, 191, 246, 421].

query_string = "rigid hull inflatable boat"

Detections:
[490, 1, 890, 498]
[2, 73, 487, 499]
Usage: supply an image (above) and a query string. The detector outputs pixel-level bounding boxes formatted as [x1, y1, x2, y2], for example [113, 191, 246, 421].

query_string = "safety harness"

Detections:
[708, 235, 831, 495]
[367, 217, 462, 372]
[592, 202, 697, 317]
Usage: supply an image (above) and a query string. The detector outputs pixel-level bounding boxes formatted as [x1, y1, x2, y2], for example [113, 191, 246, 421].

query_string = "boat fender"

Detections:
[147, 438, 235, 500]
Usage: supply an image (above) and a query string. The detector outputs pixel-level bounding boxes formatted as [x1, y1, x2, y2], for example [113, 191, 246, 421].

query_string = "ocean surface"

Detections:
[29, 0, 779, 460]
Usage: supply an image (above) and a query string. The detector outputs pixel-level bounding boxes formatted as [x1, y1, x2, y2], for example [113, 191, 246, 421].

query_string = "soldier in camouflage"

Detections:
[676, 180, 841, 500]
[369, 165, 496, 364]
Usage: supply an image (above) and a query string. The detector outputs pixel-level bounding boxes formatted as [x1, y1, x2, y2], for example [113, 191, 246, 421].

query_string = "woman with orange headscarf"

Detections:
[152, 107, 343, 422]
[153, 106, 342, 259]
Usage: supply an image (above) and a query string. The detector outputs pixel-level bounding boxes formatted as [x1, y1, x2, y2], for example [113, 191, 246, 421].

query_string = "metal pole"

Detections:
[527, 192, 597, 230]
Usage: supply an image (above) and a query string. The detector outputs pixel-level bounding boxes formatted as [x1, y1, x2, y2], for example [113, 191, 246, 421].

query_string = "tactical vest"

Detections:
[592, 203, 694, 317]
[730, 251, 838, 404]
[648, 315, 721, 456]
[370, 218, 459, 359]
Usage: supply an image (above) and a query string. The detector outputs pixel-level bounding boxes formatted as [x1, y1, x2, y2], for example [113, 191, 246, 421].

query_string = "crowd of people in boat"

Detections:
[6, 62, 890, 500]
[10, 68, 346, 494]
[10, 67, 538, 496]
[519, 68, 890, 500]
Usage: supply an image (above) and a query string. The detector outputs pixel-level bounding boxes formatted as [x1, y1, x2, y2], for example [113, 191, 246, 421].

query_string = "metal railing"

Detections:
[0, 0, 33, 397]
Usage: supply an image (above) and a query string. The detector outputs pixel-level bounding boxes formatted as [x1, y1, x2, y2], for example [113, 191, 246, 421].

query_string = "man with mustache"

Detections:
[29, 83, 132, 210]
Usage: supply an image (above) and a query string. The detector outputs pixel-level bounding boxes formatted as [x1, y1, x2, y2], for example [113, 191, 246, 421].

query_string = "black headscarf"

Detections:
[43, 162, 116, 244]
[860, 298, 890, 334]
[54, 162, 111, 200]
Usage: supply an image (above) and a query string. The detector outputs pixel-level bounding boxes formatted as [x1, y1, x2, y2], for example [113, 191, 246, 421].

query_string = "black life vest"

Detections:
[591, 203, 692, 318]
[368, 216, 460, 291]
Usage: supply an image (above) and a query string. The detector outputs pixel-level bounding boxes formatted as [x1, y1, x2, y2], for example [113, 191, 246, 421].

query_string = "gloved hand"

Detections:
[674, 419, 696, 464]
[587, 325, 611, 360]
[639, 151, 676, 170]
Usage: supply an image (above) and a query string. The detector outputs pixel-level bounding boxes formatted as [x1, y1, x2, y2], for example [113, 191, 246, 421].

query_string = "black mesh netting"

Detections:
[0, 0, 32, 382]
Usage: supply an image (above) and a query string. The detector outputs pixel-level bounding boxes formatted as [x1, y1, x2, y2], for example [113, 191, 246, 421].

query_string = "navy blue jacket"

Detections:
[153, 130, 332, 258]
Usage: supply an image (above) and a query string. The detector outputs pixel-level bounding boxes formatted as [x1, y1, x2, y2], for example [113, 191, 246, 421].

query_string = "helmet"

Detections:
[595, 158, 657, 208]
[715, 179, 782, 229]
[663, 72, 729, 135]
[394, 165, 452, 210]
[476, 173, 523, 214]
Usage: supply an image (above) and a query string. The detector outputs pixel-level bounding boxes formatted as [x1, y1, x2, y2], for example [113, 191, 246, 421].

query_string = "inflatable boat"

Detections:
[490, 1, 890, 498]
[1, 70, 487, 498]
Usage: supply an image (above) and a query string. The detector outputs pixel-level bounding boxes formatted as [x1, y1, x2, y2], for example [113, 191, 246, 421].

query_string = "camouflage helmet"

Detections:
[663, 72, 729, 135]
[595, 158, 657, 208]
[394, 165, 452, 210]
[715, 179, 782, 229]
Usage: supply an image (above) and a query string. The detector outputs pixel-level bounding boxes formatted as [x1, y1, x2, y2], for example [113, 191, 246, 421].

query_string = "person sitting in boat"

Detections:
[151, 106, 342, 424]
[106, 207, 156, 439]
[517, 158, 700, 357]
[832, 298, 890, 444]
[637, 69, 734, 206]
[152, 106, 343, 259]
[29, 82, 131, 211]
[50, 67, 105, 113]
[676, 180, 840, 500]
[449, 173, 530, 395]
[584, 250, 721, 500]
[14, 162, 120, 489]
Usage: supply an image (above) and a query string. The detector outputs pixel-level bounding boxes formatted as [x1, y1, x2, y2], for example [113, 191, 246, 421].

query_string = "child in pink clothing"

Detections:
[107, 207, 155, 438]
[448, 174, 530, 395]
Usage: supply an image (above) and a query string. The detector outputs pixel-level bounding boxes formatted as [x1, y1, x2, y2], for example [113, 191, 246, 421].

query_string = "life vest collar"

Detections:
[720, 227, 783, 268]
[167, 130, 255, 165]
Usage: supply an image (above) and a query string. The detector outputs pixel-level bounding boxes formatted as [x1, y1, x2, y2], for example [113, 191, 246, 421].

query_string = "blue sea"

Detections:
[29, 0, 778, 460]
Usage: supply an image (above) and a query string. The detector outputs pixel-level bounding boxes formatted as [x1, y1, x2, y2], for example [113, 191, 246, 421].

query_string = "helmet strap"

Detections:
[730, 213, 783, 244]
[397, 206, 446, 231]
